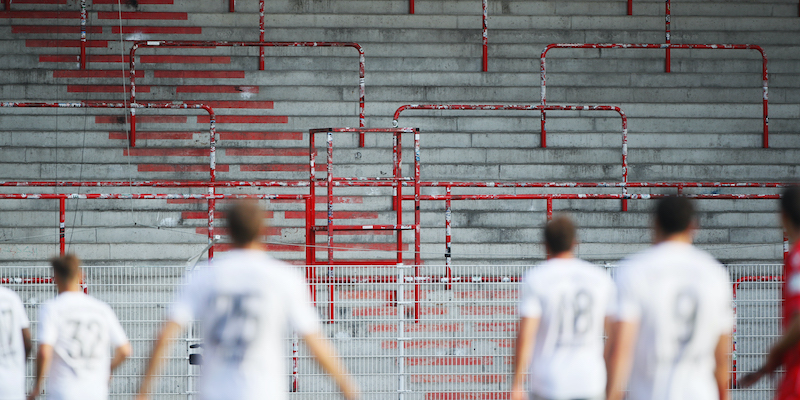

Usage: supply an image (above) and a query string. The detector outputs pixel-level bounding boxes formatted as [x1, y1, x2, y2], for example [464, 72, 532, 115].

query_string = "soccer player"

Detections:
[28, 254, 131, 400]
[136, 200, 358, 400]
[0, 285, 32, 400]
[740, 185, 800, 397]
[511, 215, 616, 400]
[606, 196, 733, 400]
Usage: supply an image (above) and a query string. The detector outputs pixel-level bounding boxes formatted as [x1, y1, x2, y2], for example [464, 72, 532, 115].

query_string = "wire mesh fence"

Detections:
[0, 263, 784, 400]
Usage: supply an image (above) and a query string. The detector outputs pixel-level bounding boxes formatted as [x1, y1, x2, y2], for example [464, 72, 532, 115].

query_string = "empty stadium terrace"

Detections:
[0, 0, 797, 399]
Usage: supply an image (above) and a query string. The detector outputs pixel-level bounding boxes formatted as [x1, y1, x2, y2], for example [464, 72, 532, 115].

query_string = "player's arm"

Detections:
[136, 320, 183, 400]
[26, 343, 53, 400]
[302, 331, 359, 400]
[740, 312, 800, 387]
[22, 328, 32, 358]
[605, 319, 639, 400]
[714, 333, 732, 400]
[511, 316, 539, 400]
[111, 342, 132, 372]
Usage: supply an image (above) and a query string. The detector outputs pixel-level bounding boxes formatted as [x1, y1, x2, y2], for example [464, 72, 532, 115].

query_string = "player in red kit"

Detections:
[741, 185, 800, 399]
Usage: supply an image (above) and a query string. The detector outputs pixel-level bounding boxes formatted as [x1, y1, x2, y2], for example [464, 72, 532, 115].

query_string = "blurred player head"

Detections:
[781, 185, 800, 237]
[543, 215, 576, 258]
[49, 254, 82, 290]
[653, 196, 695, 242]
[226, 200, 265, 248]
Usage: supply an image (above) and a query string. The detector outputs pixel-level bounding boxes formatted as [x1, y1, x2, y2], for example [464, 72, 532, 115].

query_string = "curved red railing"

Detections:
[129, 40, 367, 146]
[540, 43, 769, 148]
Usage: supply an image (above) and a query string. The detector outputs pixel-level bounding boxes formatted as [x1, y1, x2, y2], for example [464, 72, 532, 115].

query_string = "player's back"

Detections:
[0, 286, 29, 400]
[38, 292, 127, 400]
[616, 242, 733, 400]
[520, 258, 616, 399]
[178, 249, 319, 400]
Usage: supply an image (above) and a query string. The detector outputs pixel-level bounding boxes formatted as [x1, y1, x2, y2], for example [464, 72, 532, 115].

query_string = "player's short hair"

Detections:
[50, 254, 81, 281]
[544, 215, 576, 255]
[655, 196, 695, 235]
[226, 200, 264, 246]
[781, 185, 800, 228]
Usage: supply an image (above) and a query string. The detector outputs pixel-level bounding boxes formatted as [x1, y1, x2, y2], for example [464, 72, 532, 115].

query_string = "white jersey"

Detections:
[37, 291, 128, 400]
[0, 286, 30, 400]
[518, 258, 616, 399]
[615, 241, 733, 400]
[171, 249, 321, 400]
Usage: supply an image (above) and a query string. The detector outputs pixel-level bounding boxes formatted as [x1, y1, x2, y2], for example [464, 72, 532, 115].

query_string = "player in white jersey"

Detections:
[511, 215, 616, 400]
[606, 196, 732, 400]
[137, 200, 358, 400]
[0, 285, 32, 400]
[28, 254, 131, 400]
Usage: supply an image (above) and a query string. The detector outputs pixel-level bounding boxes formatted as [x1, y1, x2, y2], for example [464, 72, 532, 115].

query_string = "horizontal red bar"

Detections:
[138, 164, 229, 172]
[109, 131, 196, 140]
[154, 70, 244, 79]
[218, 131, 298, 140]
[182, 211, 273, 219]
[54, 70, 143, 78]
[68, 85, 149, 93]
[286, 211, 378, 220]
[198, 115, 285, 124]
[97, 11, 187, 20]
[427, 393, 510, 400]
[26, 40, 108, 48]
[178, 86, 258, 94]
[240, 164, 313, 172]
[382, 340, 470, 350]
[41, 55, 129, 63]
[187, 101, 274, 110]
[13, 25, 101, 34]
[96, 116, 186, 124]
[123, 148, 208, 157]
[0, 11, 80, 18]
[225, 148, 306, 157]
[411, 375, 506, 384]
[272, 195, 360, 204]
[112, 26, 200, 34]
[140, 55, 230, 64]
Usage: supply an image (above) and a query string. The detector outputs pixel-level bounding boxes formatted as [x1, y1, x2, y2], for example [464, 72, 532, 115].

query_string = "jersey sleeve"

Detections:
[106, 306, 129, 347]
[285, 272, 320, 335]
[614, 264, 642, 322]
[37, 303, 58, 346]
[169, 271, 207, 327]
[716, 267, 734, 335]
[518, 271, 542, 318]
[785, 251, 800, 318]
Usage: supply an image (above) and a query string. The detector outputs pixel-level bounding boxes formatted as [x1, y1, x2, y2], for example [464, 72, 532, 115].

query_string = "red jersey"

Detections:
[779, 238, 800, 400]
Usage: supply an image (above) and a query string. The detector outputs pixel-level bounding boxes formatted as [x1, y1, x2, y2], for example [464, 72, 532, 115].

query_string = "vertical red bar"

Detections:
[259, 0, 265, 71]
[59, 197, 66, 255]
[762, 52, 769, 148]
[229, 0, 234, 12]
[628, 0, 632, 15]
[409, 0, 414, 14]
[292, 335, 299, 392]
[326, 130, 334, 322]
[3, 0, 9, 11]
[665, 0, 671, 73]
[546, 197, 553, 221]
[129, 45, 137, 147]
[540, 111, 547, 148]
[445, 186, 452, 291]
[395, 131, 403, 267]
[482, 0, 488, 72]
[80, 0, 86, 70]
[414, 129, 422, 320]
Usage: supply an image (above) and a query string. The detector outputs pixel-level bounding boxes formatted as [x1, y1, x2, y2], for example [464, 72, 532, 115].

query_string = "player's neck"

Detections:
[656, 231, 693, 245]
[56, 280, 82, 294]
[234, 241, 265, 251]
[547, 251, 573, 260]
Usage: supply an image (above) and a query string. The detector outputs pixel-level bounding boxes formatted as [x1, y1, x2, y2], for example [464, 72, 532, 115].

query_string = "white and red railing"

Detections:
[540, 43, 770, 148]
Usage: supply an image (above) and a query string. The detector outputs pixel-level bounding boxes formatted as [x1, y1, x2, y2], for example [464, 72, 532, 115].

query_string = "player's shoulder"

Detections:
[0, 285, 21, 301]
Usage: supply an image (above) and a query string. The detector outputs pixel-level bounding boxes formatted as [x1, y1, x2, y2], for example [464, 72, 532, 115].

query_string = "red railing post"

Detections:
[326, 129, 334, 322]
[59, 196, 66, 255]
[445, 185, 452, 290]
[665, 0, 671, 72]
[259, 0, 265, 71]
[409, 0, 414, 14]
[80, 0, 87, 70]
[482, 0, 488, 72]
[627, 0, 632, 15]
[546, 196, 553, 220]
[229, 0, 234, 12]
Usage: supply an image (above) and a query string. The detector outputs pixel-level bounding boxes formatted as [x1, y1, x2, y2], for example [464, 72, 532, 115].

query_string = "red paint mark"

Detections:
[460, 306, 516, 315]
[154, 70, 244, 79]
[273, 196, 361, 205]
[140, 55, 230, 64]
[97, 11, 187, 20]
[138, 164, 229, 172]
[178, 86, 258, 94]
[427, 393, 510, 400]
[195, 227, 281, 236]
[123, 148, 208, 157]
[474, 322, 518, 332]
[198, 115, 284, 124]
[68, 85, 149, 93]
[54, 70, 143, 78]
[182, 211, 273, 219]
[112, 26, 199, 34]
[406, 356, 491, 366]
[225, 148, 306, 157]
[454, 290, 519, 299]
[382, 340, 471, 350]
[411, 375, 505, 384]
[13, 26, 101, 34]
[214, 243, 301, 253]
[219, 131, 298, 140]
[353, 307, 397, 317]
[240, 164, 312, 172]
[285, 211, 378, 220]
[491, 339, 515, 348]
[185, 101, 274, 109]
[96, 115, 185, 124]
[41, 55, 129, 63]
[26, 40, 108, 48]
[0, 11, 80, 18]
[109, 131, 196, 140]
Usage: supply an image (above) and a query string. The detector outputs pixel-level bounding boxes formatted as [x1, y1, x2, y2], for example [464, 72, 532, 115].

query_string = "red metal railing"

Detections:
[482, 0, 488, 72]
[80, 0, 86, 69]
[129, 40, 367, 147]
[540, 43, 770, 148]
